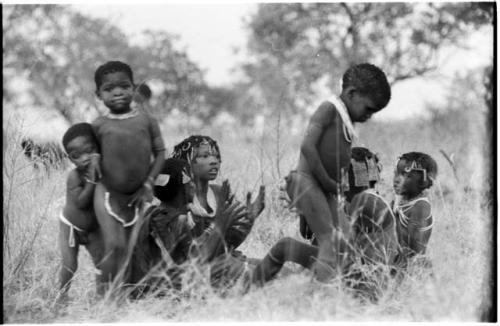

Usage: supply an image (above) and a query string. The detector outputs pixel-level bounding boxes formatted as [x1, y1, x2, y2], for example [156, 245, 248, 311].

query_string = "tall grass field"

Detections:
[3, 105, 494, 322]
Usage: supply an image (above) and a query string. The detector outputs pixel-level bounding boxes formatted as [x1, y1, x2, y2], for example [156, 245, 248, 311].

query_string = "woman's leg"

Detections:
[252, 237, 318, 285]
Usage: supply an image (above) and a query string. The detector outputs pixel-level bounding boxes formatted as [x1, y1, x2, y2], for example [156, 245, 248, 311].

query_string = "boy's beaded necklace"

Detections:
[104, 108, 139, 120]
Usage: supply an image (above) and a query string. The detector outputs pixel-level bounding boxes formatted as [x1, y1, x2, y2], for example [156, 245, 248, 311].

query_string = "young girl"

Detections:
[392, 152, 437, 267]
[172, 135, 265, 254]
[58, 123, 104, 302]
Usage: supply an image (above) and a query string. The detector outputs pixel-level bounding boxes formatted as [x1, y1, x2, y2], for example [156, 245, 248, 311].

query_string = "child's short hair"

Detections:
[94, 61, 134, 90]
[136, 83, 152, 100]
[154, 158, 191, 202]
[62, 123, 98, 153]
[342, 63, 391, 110]
[398, 152, 438, 188]
[172, 135, 221, 164]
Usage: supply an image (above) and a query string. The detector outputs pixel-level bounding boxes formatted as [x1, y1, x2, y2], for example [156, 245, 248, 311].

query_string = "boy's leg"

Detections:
[94, 184, 130, 291]
[252, 237, 318, 286]
[58, 222, 79, 298]
[286, 172, 338, 281]
[84, 229, 106, 295]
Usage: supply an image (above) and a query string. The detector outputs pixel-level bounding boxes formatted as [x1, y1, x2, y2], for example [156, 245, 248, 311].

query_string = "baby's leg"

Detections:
[252, 237, 318, 285]
[94, 184, 131, 290]
[58, 222, 79, 298]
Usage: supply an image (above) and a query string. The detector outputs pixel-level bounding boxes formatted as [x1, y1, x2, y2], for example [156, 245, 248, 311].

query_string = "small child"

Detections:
[58, 123, 104, 301]
[91, 61, 166, 287]
[285, 63, 391, 280]
[132, 82, 153, 114]
[172, 135, 265, 253]
[392, 152, 437, 267]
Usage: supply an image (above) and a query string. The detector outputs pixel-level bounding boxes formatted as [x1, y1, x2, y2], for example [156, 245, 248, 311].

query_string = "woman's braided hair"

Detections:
[171, 135, 221, 165]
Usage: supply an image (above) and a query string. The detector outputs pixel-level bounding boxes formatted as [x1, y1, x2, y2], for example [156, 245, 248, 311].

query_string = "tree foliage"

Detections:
[238, 2, 494, 117]
[3, 5, 209, 123]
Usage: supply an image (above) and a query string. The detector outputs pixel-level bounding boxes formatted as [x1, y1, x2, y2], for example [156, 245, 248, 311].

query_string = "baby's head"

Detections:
[172, 135, 221, 181]
[154, 158, 195, 204]
[393, 152, 438, 198]
[341, 63, 391, 123]
[62, 123, 98, 171]
[344, 146, 381, 202]
[94, 61, 135, 113]
[134, 82, 152, 104]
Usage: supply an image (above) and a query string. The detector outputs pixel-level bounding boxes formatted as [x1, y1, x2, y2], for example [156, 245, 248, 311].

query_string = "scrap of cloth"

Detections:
[351, 157, 380, 187]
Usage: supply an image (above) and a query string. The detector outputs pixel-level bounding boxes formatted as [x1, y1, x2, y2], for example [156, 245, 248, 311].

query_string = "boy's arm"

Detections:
[147, 116, 166, 183]
[300, 101, 338, 193]
[404, 201, 432, 256]
[67, 170, 95, 209]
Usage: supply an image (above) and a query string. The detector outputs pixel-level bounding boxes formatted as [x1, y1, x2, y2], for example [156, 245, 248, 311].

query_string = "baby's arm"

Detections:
[404, 201, 432, 256]
[67, 170, 95, 209]
[300, 101, 339, 193]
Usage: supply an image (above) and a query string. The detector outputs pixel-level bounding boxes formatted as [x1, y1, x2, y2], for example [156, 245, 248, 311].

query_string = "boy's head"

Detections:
[154, 158, 195, 204]
[134, 83, 152, 104]
[94, 61, 135, 114]
[172, 135, 221, 181]
[344, 147, 381, 202]
[393, 152, 438, 198]
[341, 63, 391, 123]
[62, 123, 98, 171]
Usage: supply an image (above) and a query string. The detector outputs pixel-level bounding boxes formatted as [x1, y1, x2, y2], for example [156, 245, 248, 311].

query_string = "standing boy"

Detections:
[285, 63, 391, 281]
[92, 61, 166, 290]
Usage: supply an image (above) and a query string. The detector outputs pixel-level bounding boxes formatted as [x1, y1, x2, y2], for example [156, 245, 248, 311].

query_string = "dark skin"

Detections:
[293, 86, 379, 281]
[92, 70, 166, 290]
[393, 159, 433, 258]
[190, 143, 265, 244]
[94, 71, 165, 207]
[59, 136, 104, 301]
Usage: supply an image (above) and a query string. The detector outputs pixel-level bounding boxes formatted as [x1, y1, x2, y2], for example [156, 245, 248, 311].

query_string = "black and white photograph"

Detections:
[2, 1, 496, 322]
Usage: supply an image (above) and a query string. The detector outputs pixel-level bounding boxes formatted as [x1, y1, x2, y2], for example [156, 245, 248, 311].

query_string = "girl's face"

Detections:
[191, 143, 221, 181]
[66, 136, 98, 171]
[393, 159, 424, 198]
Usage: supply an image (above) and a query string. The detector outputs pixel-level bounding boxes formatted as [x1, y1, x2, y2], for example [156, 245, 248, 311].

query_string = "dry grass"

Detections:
[3, 106, 493, 322]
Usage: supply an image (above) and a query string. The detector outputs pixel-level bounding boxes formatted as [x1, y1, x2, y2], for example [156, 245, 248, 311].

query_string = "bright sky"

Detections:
[74, 3, 494, 121]
[75, 3, 256, 87]
[4, 1, 494, 141]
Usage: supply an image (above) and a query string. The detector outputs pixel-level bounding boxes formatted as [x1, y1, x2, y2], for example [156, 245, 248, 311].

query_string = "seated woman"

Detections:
[130, 158, 247, 292]
[171, 135, 265, 255]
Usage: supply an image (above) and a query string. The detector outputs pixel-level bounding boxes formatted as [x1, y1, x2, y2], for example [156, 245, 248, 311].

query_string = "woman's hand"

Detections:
[246, 185, 265, 222]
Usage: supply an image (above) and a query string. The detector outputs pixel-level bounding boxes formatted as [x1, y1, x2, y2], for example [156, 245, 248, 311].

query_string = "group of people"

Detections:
[56, 60, 437, 304]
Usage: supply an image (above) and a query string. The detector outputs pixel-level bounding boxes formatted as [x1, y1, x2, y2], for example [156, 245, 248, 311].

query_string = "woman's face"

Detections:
[191, 143, 221, 181]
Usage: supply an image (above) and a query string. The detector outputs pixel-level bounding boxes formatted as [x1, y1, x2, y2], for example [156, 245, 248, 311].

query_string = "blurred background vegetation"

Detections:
[3, 3, 494, 125]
